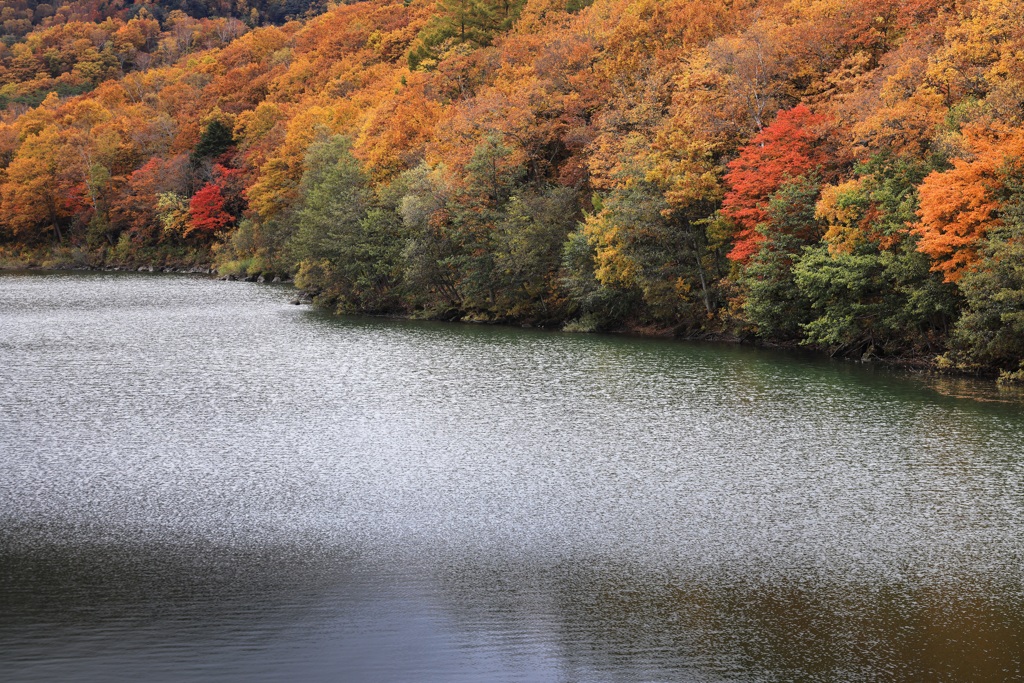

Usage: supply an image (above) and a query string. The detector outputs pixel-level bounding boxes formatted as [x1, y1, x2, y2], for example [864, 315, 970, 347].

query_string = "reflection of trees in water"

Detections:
[927, 376, 1024, 405]
[428, 559, 1024, 682]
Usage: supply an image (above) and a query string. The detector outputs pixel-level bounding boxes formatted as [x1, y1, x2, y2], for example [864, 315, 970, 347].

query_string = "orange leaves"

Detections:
[0, 125, 82, 241]
[0, 0, 1018, 288]
[915, 124, 1024, 282]
[109, 154, 190, 241]
[356, 71, 441, 181]
[423, 24, 602, 192]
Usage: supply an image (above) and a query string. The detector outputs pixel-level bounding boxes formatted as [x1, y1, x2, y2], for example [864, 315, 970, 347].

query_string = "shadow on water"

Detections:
[3, 531, 1022, 682]
[303, 306, 1024, 409]
[440, 562, 1024, 682]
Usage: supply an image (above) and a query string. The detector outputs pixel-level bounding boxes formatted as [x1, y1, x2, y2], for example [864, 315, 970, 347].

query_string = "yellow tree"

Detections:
[1, 126, 78, 242]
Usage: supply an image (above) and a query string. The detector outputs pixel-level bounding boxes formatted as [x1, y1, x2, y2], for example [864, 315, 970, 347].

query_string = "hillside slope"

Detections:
[2, 0, 1023, 377]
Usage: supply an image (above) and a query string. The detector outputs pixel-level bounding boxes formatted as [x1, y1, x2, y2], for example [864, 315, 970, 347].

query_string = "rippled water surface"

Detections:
[2, 272, 1023, 682]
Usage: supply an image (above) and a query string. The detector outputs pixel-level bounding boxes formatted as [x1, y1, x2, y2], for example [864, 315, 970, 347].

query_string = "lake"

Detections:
[1, 272, 1022, 682]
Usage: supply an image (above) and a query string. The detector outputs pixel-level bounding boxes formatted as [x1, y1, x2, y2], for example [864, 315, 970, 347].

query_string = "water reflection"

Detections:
[1, 273, 1023, 682]
[4, 538, 1022, 682]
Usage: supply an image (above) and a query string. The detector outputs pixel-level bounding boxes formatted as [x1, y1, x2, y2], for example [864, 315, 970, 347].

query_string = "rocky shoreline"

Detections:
[1, 261, 299, 281]
[3, 263, 217, 275]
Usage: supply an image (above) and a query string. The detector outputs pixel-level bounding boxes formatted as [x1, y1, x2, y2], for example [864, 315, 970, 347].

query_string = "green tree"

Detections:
[397, 163, 465, 314]
[794, 154, 959, 357]
[740, 177, 821, 339]
[408, 0, 526, 70]
[191, 119, 236, 165]
[289, 135, 403, 312]
[447, 136, 527, 312]
[600, 178, 724, 326]
[490, 185, 579, 320]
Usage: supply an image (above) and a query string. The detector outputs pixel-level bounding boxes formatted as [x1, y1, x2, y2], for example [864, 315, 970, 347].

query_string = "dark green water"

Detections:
[1, 272, 1022, 682]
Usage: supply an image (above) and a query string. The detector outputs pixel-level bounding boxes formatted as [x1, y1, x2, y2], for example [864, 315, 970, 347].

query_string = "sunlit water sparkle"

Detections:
[1, 272, 1022, 682]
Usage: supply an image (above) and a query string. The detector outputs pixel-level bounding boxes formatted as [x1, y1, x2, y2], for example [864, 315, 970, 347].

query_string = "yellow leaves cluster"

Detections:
[583, 210, 638, 289]
[816, 179, 870, 253]
[645, 133, 722, 217]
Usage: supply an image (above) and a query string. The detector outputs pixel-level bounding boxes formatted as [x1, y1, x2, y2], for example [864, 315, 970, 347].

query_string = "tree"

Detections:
[722, 105, 834, 263]
[109, 154, 191, 243]
[398, 162, 465, 312]
[156, 191, 190, 237]
[914, 124, 1024, 282]
[412, 135, 528, 314]
[490, 184, 579, 320]
[408, 0, 526, 70]
[740, 176, 822, 339]
[0, 125, 76, 243]
[191, 117, 236, 165]
[188, 183, 233, 235]
[945, 175, 1024, 373]
[584, 175, 723, 326]
[796, 153, 958, 357]
[288, 135, 404, 311]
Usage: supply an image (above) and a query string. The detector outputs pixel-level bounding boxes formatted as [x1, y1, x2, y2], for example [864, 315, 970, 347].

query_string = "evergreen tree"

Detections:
[408, 0, 526, 70]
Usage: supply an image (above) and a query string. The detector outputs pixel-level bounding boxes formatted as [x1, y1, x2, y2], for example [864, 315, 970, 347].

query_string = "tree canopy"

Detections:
[3, 0, 1024, 376]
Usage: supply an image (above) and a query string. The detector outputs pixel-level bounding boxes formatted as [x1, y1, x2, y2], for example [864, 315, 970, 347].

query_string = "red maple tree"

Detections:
[187, 183, 233, 235]
[722, 105, 833, 262]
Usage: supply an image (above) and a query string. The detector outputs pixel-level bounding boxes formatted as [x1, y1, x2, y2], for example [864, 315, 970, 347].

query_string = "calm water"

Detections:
[1, 273, 1023, 682]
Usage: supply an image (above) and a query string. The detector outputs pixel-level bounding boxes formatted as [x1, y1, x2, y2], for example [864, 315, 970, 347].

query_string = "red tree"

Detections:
[187, 183, 233, 235]
[212, 163, 247, 217]
[722, 105, 833, 262]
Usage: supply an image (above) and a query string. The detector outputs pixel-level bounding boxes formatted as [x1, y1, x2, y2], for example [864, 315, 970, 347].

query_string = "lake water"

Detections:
[1, 272, 1022, 682]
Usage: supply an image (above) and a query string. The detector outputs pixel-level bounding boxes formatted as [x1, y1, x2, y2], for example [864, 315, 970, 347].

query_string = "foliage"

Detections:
[288, 135, 406, 312]
[188, 182, 232, 235]
[794, 153, 959, 356]
[914, 125, 1024, 282]
[408, 0, 527, 70]
[739, 176, 821, 339]
[721, 105, 834, 263]
[192, 118, 235, 164]
[945, 177, 1024, 372]
[0, 0, 1023, 373]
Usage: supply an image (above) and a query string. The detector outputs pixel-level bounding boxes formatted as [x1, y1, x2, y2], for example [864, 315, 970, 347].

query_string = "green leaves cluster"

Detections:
[289, 136, 406, 313]
[792, 156, 959, 357]
[408, 0, 527, 70]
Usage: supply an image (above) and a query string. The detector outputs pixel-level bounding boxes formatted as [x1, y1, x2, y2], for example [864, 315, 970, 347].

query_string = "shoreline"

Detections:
[3, 261, 974, 381]
[7, 262, 1023, 388]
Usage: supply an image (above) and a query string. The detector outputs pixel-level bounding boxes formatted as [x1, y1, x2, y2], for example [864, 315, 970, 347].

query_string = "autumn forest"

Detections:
[1, 0, 1023, 378]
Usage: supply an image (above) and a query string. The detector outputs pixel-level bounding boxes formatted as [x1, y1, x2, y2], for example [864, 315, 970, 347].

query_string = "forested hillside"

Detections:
[1, 0, 1023, 378]
[0, 0, 325, 107]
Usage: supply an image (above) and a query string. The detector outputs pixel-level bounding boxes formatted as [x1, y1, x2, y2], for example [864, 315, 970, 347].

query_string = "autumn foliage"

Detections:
[915, 125, 1024, 282]
[188, 184, 233, 235]
[721, 105, 834, 262]
[0, 0, 1023, 372]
